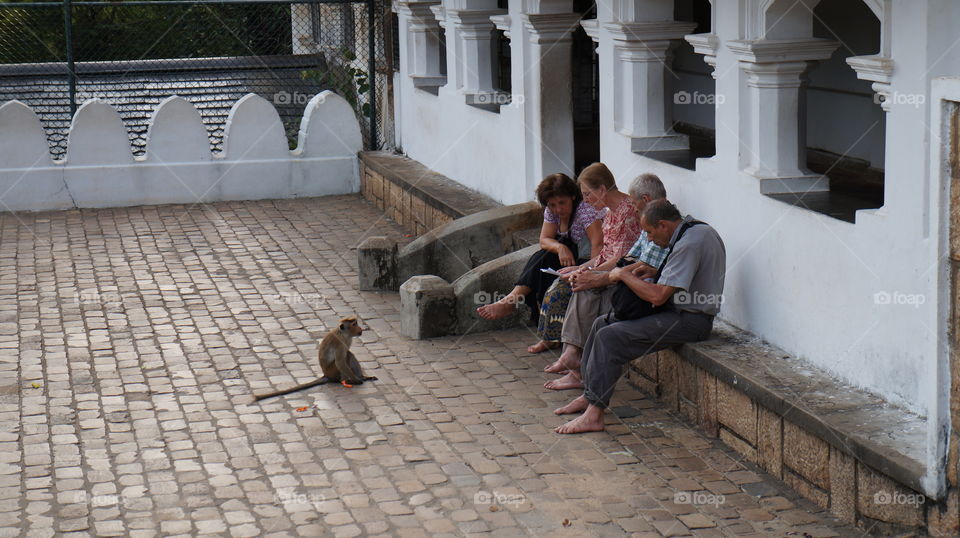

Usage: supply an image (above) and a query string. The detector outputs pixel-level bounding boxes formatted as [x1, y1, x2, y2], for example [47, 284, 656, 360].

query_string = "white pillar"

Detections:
[396, 1, 446, 88]
[605, 21, 698, 154]
[446, 9, 503, 96]
[728, 38, 839, 194]
[520, 12, 582, 180]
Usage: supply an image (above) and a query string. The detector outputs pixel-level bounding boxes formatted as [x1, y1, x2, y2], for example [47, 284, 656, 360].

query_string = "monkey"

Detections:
[253, 316, 377, 402]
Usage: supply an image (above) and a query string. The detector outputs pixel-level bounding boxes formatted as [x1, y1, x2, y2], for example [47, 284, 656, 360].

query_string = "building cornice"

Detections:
[522, 13, 583, 44]
[603, 21, 698, 43]
[727, 38, 839, 64]
[580, 18, 600, 43]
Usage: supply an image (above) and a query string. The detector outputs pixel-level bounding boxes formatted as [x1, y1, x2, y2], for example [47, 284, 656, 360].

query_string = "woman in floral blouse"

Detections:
[477, 173, 603, 326]
[531, 162, 642, 355]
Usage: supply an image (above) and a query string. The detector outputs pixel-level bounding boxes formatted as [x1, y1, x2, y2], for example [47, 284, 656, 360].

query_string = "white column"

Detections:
[727, 39, 839, 194]
[520, 12, 582, 180]
[446, 9, 504, 98]
[605, 21, 698, 154]
[396, 1, 446, 88]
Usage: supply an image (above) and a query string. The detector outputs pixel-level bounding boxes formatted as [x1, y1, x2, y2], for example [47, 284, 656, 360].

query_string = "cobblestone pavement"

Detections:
[1, 195, 862, 537]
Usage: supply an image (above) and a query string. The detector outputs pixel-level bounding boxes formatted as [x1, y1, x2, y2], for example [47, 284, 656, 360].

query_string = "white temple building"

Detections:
[390, 0, 960, 529]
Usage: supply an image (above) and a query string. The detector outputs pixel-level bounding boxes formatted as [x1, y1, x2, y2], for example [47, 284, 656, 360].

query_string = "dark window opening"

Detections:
[311, 3, 356, 56]
[437, 28, 447, 77]
[646, 0, 715, 171]
[495, 29, 510, 93]
[572, 0, 598, 175]
[390, 12, 400, 73]
[674, 0, 710, 33]
[770, 0, 884, 223]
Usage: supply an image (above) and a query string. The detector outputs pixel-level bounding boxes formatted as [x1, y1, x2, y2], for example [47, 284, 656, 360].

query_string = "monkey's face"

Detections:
[340, 317, 363, 337]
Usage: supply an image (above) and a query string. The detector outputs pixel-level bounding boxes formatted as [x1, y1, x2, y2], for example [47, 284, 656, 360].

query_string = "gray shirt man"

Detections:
[578, 214, 726, 409]
[658, 215, 726, 316]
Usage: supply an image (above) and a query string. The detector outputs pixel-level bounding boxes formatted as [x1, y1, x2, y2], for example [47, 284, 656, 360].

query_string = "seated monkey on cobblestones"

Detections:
[253, 316, 377, 401]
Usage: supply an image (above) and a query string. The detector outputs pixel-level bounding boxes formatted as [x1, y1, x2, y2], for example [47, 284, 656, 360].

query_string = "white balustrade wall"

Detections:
[0, 90, 363, 212]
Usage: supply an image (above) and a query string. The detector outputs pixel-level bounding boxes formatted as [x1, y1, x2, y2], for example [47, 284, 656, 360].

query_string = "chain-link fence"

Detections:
[0, 0, 392, 160]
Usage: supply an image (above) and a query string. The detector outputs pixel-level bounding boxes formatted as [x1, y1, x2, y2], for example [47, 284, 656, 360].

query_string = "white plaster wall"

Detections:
[0, 91, 363, 213]
[394, 0, 558, 206]
[395, 0, 960, 421]
[396, 84, 529, 203]
[600, 0, 952, 421]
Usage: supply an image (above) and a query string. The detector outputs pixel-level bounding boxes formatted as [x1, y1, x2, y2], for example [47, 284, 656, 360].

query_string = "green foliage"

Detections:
[0, 3, 294, 64]
[301, 47, 372, 118]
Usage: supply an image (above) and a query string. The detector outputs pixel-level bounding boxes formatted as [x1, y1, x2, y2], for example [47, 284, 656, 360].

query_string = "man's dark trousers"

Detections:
[581, 310, 713, 408]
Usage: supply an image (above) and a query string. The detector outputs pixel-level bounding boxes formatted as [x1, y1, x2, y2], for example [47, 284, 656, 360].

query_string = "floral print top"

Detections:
[543, 201, 604, 244]
[596, 196, 642, 266]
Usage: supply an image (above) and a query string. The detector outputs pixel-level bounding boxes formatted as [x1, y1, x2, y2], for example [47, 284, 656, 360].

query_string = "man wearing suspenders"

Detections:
[555, 200, 727, 434]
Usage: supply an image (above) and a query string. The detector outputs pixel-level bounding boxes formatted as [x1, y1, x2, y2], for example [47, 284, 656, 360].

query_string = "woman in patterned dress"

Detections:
[531, 162, 643, 356]
[477, 173, 603, 329]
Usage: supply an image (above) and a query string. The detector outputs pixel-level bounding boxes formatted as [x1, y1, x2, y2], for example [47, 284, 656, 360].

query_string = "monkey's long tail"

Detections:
[253, 377, 329, 402]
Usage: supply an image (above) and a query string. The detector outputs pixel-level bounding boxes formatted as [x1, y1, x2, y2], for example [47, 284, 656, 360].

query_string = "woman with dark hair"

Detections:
[476, 173, 603, 341]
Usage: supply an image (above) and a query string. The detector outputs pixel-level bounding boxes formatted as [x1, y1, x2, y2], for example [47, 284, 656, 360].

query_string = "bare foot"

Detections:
[476, 300, 516, 320]
[555, 405, 605, 434]
[527, 340, 559, 354]
[544, 371, 583, 390]
[543, 359, 568, 374]
[544, 345, 581, 373]
[554, 395, 589, 415]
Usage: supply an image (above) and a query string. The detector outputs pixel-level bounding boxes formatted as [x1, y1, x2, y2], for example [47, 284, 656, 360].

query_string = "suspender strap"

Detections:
[653, 220, 705, 283]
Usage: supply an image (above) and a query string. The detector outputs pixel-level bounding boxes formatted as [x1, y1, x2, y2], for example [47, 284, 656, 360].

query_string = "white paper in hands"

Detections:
[540, 268, 564, 277]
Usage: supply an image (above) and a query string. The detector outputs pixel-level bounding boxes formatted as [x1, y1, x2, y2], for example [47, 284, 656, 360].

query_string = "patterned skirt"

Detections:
[537, 278, 572, 343]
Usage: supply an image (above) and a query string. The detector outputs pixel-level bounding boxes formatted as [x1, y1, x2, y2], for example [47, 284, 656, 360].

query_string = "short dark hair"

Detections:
[535, 173, 582, 207]
[643, 199, 682, 226]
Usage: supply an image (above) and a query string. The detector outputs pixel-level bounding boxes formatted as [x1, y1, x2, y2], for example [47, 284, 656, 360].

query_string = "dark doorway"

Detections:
[571, 0, 599, 175]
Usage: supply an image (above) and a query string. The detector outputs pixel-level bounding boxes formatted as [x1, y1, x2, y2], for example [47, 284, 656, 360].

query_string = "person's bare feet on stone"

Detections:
[555, 404, 605, 434]
[476, 299, 516, 320]
[554, 395, 589, 415]
[544, 345, 581, 373]
[544, 371, 583, 390]
[527, 340, 559, 354]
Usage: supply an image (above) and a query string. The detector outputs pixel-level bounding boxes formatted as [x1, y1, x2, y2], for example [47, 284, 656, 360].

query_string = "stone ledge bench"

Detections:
[626, 321, 937, 534]
[360, 151, 500, 235]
